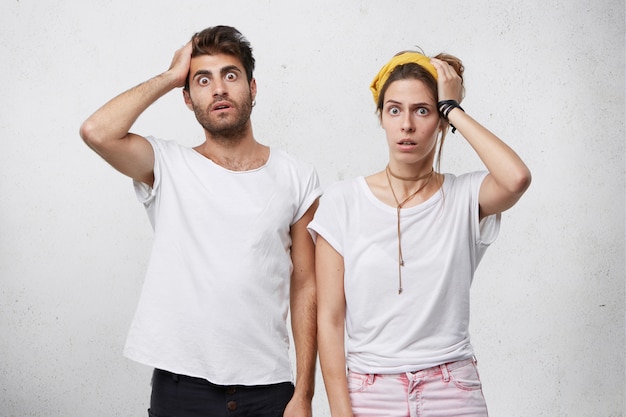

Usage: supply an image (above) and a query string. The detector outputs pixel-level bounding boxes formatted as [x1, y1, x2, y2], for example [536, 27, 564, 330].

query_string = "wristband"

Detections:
[437, 100, 464, 133]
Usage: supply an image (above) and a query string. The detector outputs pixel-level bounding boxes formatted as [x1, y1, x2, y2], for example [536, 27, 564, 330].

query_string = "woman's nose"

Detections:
[401, 115, 415, 132]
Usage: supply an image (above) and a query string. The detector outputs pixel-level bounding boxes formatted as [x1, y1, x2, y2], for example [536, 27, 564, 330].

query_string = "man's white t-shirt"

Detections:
[124, 136, 321, 386]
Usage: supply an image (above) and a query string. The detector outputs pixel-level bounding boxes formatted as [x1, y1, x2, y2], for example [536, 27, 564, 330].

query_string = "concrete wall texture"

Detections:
[0, 1, 624, 416]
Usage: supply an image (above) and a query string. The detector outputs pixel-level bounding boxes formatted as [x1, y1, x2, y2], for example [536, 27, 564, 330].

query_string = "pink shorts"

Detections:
[348, 358, 488, 417]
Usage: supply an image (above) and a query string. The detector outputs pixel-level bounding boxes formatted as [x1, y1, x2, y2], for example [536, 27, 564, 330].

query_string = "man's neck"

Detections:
[194, 132, 269, 171]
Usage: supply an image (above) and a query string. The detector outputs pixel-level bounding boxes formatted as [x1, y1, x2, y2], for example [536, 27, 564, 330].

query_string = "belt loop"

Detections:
[172, 373, 179, 382]
[440, 363, 450, 382]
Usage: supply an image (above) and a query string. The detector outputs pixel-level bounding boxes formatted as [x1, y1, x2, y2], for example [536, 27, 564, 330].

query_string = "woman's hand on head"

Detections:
[431, 58, 463, 103]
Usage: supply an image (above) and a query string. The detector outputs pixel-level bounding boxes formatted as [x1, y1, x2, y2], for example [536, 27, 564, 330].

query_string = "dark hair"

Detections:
[184, 25, 255, 90]
[376, 52, 464, 171]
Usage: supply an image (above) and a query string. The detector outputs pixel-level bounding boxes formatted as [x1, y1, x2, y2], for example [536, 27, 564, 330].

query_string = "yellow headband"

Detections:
[370, 52, 438, 104]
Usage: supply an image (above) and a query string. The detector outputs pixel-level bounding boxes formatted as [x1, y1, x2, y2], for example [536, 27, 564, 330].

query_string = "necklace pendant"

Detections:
[400, 260, 405, 267]
[398, 287, 403, 295]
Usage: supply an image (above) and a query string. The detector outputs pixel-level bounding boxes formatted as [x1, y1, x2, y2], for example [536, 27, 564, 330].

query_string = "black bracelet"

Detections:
[437, 100, 464, 133]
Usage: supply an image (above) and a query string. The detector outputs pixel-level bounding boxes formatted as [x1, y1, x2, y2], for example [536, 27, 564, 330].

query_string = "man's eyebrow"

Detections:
[220, 65, 242, 76]
[192, 69, 212, 79]
[192, 65, 242, 79]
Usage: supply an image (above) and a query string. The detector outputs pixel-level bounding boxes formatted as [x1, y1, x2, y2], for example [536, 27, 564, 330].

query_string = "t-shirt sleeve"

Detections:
[468, 171, 501, 247]
[292, 163, 322, 226]
[132, 136, 161, 206]
[307, 181, 348, 256]
[132, 136, 163, 229]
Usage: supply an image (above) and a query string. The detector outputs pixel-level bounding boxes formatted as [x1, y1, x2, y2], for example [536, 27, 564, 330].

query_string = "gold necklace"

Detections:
[385, 165, 434, 294]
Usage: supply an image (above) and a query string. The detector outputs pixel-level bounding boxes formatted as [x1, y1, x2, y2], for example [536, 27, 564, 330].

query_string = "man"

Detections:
[80, 26, 320, 417]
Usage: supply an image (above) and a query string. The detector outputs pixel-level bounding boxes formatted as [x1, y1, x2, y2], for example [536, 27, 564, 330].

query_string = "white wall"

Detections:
[1, 1, 623, 416]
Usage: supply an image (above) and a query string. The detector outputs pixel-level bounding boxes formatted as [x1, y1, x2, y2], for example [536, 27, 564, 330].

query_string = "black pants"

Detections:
[148, 369, 295, 417]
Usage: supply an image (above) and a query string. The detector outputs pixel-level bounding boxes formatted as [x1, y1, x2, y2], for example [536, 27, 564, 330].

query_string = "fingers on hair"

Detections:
[397, 49, 464, 80]
[433, 53, 464, 80]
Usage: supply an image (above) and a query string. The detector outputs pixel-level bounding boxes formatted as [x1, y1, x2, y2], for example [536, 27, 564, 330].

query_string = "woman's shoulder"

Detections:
[444, 171, 488, 187]
[442, 171, 489, 199]
[325, 176, 363, 192]
[321, 176, 365, 201]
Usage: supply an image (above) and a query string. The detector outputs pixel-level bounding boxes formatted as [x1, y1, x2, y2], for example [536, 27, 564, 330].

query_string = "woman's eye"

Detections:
[389, 107, 400, 115]
[417, 108, 429, 115]
[225, 72, 238, 81]
[198, 76, 210, 86]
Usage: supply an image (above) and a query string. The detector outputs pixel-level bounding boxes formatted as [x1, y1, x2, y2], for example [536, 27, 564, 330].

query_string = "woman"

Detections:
[309, 51, 531, 417]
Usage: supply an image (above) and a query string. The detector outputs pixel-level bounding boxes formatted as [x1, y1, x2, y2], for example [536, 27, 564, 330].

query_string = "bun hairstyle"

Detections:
[433, 52, 465, 98]
[373, 50, 464, 115]
[433, 53, 464, 80]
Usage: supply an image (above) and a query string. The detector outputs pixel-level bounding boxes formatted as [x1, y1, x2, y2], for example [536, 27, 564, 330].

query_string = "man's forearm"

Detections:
[80, 71, 179, 145]
[81, 42, 191, 147]
[290, 281, 317, 400]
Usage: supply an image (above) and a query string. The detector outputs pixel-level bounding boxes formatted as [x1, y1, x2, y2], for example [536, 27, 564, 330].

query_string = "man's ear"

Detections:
[183, 89, 194, 111]
[250, 78, 257, 102]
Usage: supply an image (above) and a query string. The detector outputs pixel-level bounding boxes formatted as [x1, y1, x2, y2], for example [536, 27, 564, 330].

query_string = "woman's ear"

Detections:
[438, 118, 447, 133]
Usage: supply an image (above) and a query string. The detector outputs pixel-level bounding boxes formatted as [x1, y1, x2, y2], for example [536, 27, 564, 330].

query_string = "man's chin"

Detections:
[203, 122, 248, 142]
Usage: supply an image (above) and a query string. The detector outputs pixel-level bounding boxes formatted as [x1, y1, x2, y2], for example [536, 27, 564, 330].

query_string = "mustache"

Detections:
[212, 95, 234, 106]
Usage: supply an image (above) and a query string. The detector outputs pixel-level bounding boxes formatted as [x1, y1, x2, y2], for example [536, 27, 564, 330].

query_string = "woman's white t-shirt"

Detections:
[308, 172, 500, 374]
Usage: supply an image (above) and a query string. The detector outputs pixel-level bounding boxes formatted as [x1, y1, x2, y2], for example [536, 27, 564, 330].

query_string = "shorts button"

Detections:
[227, 387, 236, 395]
[227, 400, 237, 411]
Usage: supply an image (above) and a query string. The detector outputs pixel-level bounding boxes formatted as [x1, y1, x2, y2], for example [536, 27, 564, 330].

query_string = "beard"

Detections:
[192, 92, 254, 144]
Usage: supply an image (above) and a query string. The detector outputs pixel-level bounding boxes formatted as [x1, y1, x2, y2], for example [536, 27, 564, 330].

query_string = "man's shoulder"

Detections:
[145, 136, 187, 150]
[270, 148, 304, 163]
[269, 148, 316, 173]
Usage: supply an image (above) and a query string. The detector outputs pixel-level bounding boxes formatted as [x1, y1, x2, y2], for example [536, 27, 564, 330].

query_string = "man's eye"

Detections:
[198, 76, 210, 86]
[225, 72, 238, 81]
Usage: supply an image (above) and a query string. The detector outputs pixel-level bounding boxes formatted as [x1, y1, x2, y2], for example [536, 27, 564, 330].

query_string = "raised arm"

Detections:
[285, 200, 319, 417]
[431, 58, 532, 219]
[79, 42, 193, 186]
[316, 236, 353, 417]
